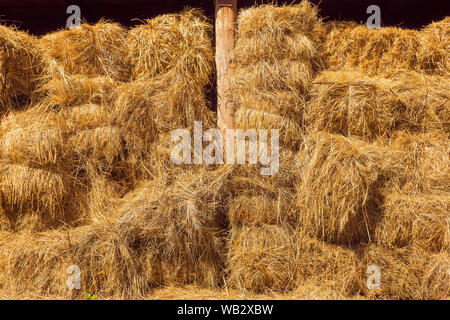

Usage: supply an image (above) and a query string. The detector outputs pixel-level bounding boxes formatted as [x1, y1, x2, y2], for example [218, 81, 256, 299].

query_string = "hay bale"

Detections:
[0, 230, 75, 297]
[70, 126, 124, 172]
[226, 148, 297, 197]
[0, 109, 71, 168]
[324, 25, 421, 76]
[295, 132, 382, 244]
[0, 163, 71, 218]
[127, 8, 213, 88]
[113, 167, 229, 288]
[40, 20, 130, 81]
[235, 108, 303, 152]
[236, 32, 317, 65]
[40, 74, 117, 109]
[233, 59, 314, 94]
[233, 89, 305, 120]
[422, 252, 450, 300]
[359, 245, 430, 299]
[295, 234, 360, 297]
[417, 17, 450, 75]
[237, 2, 319, 41]
[0, 223, 152, 298]
[0, 25, 47, 111]
[227, 224, 297, 293]
[306, 71, 449, 140]
[376, 192, 449, 252]
[381, 131, 449, 194]
[60, 103, 112, 132]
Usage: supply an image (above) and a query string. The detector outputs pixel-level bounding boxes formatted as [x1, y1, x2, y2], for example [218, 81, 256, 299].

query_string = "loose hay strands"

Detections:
[306, 71, 449, 140]
[127, 8, 213, 88]
[0, 24, 47, 111]
[40, 20, 130, 81]
[295, 132, 382, 244]
[227, 224, 297, 293]
[417, 17, 450, 75]
[376, 192, 449, 252]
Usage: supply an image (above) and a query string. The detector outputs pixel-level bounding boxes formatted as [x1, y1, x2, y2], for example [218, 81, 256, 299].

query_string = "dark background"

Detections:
[0, 0, 448, 35]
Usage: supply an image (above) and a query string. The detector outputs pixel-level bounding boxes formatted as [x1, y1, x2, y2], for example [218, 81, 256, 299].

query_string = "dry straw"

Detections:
[294, 233, 361, 297]
[380, 131, 449, 195]
[40, 74, 118, 109]
[422, 252, 450, 300]
[0, 109, 71, 168]
[233, 1, 321, 154]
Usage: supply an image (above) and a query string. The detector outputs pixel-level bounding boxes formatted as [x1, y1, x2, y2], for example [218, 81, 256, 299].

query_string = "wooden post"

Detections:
[215, 0, 237, 135]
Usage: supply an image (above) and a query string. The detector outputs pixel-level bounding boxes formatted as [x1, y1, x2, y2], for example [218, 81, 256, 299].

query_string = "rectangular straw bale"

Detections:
[376, 192, 449, 252]
[359, 245, 430, 299]
[127, 8, 213, 89]
[324, 25, 421, 76]
[40, 20, 130, 81]
[380, 131, 449, 194]
[227, 224, 297, 293]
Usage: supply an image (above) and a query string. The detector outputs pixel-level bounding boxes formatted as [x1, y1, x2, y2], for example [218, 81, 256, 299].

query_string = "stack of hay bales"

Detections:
[226, 2, 321, 293]
[305, 15, 450, 300]
[0, 8, 221, 298]
[227, 2, 362, 297]
[232, 2, 322, 151]
[116, 8, 215, 184]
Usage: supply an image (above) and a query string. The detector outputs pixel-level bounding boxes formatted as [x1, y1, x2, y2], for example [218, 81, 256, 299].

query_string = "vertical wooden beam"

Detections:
[215, 0, 237, 134]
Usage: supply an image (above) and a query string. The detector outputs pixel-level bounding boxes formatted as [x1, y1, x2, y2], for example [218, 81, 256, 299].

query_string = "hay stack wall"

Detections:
[0, 8, 221, 298]
[0, 2, 448, 300]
